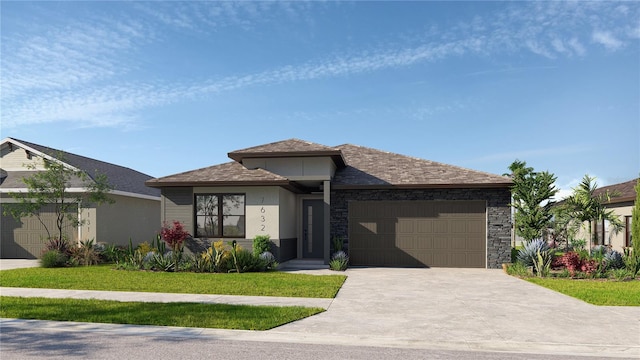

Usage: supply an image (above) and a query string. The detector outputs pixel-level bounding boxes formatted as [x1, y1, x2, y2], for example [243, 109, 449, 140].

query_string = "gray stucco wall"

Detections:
[330, 188, 512, 269]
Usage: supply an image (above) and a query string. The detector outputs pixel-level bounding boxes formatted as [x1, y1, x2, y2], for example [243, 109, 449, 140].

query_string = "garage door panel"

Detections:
[416, 219, 432, 233]
[396, 235, 415, 250]
[349, 201, 486, 268]
[2, 204, 78, 259]
[397, 219, 414, 234]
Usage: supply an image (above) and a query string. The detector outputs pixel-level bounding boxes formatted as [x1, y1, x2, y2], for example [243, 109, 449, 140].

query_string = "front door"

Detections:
[302, 199, 324, 259]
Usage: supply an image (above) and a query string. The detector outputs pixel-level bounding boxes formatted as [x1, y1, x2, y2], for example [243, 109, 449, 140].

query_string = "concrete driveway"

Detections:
[274, 267, 640, 358]
[0, 259, 39, 270]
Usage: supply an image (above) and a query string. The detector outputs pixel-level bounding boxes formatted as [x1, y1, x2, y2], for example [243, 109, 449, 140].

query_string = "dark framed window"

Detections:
[195, 194, 245, 238]
[626, 216, 632, 247]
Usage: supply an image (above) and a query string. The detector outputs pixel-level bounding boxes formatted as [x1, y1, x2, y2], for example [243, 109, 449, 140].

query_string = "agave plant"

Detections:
[604, 250, 624, 270]
[517, 239, 550, 267]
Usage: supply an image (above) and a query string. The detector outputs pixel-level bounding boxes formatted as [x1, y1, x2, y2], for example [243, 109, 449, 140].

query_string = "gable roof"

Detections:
[333, 144, 512, 188]
[228, 138, 346, 168]
[148, 139, 511, 189]
[1, 138, 160, 198]
[594, 178, 638, 204]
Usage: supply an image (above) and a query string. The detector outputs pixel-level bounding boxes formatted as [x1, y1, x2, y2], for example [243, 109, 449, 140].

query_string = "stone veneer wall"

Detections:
[330, 188, 512, 269]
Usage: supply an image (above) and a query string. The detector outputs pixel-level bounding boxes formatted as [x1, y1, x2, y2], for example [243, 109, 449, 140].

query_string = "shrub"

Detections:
[604, 250, 624, 270]
[70, 238, 101, 266]
[161, 221, 190, 272]
[329, 251, 349, 271]
[41, 250, 68, 268]
[259, 251, 278, 270]
[150, 253, 175, 272]
[511, 247, 519, 263]
[137, 241, 154, 255]
[101, 244, 126, 263]
[532, 248, 552, 277]
[623, 248, 640, 277]
[332, 237, 345, 253]
[253, 235, 272, 257]
[517, 239, 550, 267]
[43, 237, 71, 257]
[232, 247, 267, 272]
[569, 238, 587, 252]
[611, 268, 633, 281]
[559, 251, 582, 276]
[505, 262, 529, 277]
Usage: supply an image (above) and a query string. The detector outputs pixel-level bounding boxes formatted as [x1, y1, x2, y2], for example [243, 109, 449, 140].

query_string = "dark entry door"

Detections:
[302, 199, 324, 259]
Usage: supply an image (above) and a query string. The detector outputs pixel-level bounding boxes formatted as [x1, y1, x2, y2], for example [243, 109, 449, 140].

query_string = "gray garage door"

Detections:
[349, 200, 486, 268]
[1, 204, 77, 259]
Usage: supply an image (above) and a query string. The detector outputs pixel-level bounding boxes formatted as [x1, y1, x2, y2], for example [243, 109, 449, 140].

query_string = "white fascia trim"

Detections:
[110, 190, 161, 201]
[1, 187, 160, 201]
[1, 138, 82, 173]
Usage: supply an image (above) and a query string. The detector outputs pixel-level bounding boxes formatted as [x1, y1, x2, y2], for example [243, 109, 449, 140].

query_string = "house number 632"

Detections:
[260, 207, 266, 231]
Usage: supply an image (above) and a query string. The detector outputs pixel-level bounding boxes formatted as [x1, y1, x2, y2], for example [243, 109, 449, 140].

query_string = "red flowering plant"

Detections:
[160, 221, 191, 271]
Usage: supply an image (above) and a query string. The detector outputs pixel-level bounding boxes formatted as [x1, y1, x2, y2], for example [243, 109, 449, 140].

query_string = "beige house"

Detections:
[588, 178, 637, 251]
[0, 138, 161, 258]
[146, 139, 513, 269]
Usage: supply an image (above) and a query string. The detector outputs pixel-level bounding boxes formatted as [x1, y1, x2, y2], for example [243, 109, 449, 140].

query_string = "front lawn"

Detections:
[0, 265, 346, 298]
[527, 278, 640, 306]
[0, 296, 323, 330]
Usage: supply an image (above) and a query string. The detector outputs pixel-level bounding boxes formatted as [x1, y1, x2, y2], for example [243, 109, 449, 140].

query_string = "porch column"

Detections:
[323, 180, 331, 264]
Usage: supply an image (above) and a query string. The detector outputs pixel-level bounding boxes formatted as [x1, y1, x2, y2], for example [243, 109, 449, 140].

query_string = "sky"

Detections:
[1, 1, 639, 199]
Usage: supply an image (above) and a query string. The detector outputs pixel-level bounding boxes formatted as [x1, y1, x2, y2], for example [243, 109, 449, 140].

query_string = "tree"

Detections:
[546, 203, 580, 250]
[507, 160, 559, 242]
[3, 153, 113, 243]
[632, 178, 640, 254]
[564, 175, 623, 252]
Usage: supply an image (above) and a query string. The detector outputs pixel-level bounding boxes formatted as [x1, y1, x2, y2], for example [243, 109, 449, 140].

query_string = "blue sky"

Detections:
[2, 1, 638, 198]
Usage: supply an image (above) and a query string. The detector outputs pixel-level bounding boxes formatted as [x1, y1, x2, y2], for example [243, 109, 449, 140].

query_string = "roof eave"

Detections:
[228, 150, 347, 168]
[331, 183, 513, 190]
[602, 196, 636, 205]
[145, 180, 291, 188]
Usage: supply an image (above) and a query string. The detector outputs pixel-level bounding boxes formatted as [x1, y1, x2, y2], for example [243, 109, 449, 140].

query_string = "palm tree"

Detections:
[565, 175, 623, 252]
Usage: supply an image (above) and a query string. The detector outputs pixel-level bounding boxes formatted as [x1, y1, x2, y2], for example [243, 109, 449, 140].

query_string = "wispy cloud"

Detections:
[592, 30, 624, 50]
[2, 1, 638, 130]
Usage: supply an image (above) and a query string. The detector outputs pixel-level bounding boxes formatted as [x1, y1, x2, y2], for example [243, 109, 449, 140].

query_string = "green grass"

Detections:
[0, 296, 323, 330]
[527, 278, 640, 306]
[0, 265, 346, 298]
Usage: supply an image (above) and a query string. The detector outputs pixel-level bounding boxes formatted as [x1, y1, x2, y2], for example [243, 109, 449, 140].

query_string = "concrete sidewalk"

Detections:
[1, 265, 639, 358]
[0, 287, 333, 309]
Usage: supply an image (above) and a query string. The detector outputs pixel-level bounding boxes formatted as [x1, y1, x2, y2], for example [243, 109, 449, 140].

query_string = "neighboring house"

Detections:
[589, 178, 637, 250]
[146, 139, 512, 269]
[0, 137, 161, 259]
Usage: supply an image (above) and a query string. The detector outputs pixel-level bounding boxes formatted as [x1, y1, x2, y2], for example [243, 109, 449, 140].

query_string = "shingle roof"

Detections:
[594, 178, 638, 204]
[333, 144, 511, 188]
[148, 139, 510, 189]
[145, 161, 290, 187]
[228, 138, 346, 167]
[2, 138, 160, 198]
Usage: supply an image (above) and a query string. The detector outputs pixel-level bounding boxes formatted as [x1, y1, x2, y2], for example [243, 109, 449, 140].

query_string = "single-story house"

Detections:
[0, 137, 161, 259]
[146, 139, 512, 269]
[589, 178, 637, 250]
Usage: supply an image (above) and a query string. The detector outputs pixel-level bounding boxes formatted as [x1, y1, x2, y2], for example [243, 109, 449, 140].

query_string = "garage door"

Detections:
[349, 201, 486, 268]
[1, 204, 77, 259]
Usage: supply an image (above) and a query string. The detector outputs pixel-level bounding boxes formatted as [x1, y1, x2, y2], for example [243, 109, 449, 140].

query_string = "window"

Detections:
[195, 194, 245, 238]
[593, 219, 612, 246]
[626, 216, 633, 247]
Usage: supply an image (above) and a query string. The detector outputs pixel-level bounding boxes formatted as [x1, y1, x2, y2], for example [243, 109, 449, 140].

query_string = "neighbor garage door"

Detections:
[1, 204, 77, 259]
[349, 200, 486, 268]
